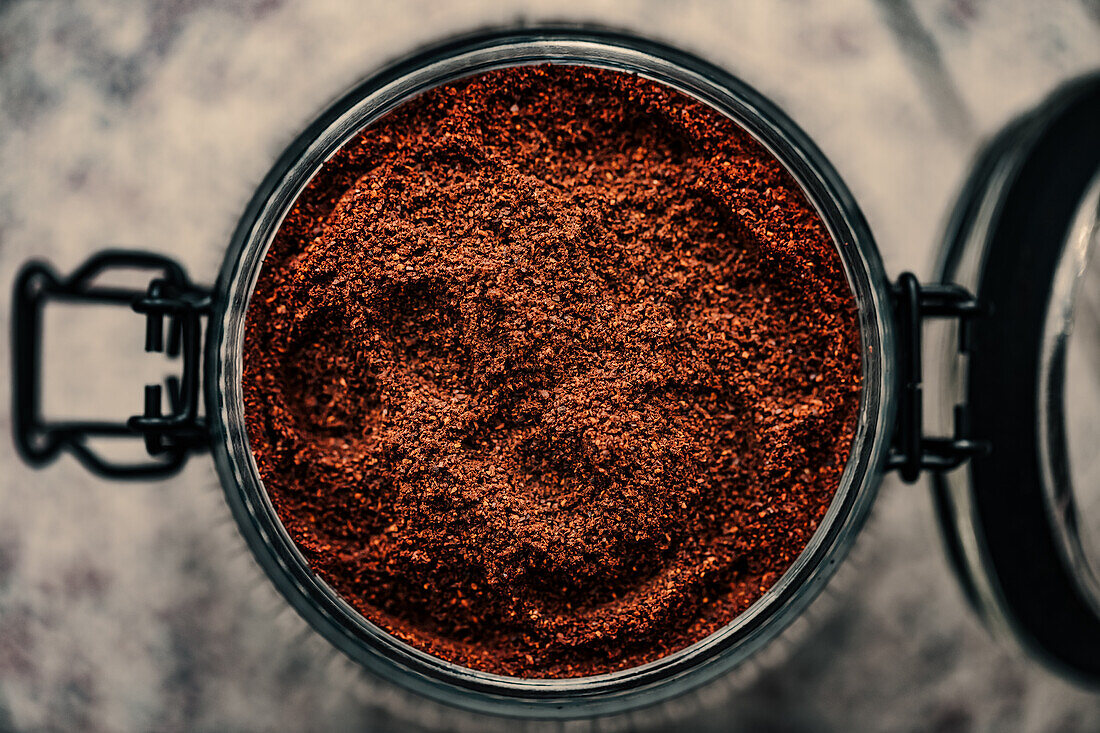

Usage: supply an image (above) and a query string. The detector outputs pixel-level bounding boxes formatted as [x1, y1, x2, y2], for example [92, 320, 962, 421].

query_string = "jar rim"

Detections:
[206, 27, 896, 719]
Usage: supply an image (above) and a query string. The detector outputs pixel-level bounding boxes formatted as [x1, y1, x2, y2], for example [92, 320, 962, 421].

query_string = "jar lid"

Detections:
[934, 73, 1100, 683]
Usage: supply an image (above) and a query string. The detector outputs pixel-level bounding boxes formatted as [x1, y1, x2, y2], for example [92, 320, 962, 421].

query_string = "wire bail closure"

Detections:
[12, 250, 211, 478]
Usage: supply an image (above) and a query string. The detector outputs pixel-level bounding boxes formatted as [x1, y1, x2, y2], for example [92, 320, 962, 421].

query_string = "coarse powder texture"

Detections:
[243, 65, 862, 678]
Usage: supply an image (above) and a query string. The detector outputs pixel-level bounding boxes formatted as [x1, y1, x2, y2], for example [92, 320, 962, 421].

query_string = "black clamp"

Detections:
[12, 250, 211, 478]
[887, 272, 989, 483]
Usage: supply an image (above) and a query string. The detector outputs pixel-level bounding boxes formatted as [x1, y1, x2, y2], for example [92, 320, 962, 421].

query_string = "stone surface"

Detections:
[1, 1, 1098, 730]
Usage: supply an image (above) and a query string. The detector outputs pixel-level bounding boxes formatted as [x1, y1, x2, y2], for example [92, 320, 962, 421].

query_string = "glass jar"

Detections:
[211, 30, 894, 719]
[12, 27, 1100, 721]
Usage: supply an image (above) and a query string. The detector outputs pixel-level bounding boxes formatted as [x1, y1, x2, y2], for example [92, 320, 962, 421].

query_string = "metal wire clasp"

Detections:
[12, 250, 211, 478]
[887, 272, 989, 483]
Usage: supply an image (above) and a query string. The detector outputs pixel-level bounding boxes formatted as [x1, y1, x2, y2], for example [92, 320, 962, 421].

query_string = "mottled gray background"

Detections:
[1, 1, 1099, 731]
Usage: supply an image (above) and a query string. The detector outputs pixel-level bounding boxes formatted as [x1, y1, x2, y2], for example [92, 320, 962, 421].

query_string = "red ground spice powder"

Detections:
[242, 65, 862, 678]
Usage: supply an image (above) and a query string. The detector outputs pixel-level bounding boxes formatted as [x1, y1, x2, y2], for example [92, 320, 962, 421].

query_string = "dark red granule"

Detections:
[242, 64, 862, 678]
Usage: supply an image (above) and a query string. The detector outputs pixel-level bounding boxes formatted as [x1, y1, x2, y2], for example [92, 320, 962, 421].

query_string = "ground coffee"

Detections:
[243, 64, 862, 678]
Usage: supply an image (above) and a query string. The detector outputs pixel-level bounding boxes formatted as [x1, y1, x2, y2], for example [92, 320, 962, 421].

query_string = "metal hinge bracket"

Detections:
[887, 272, 989, 483]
